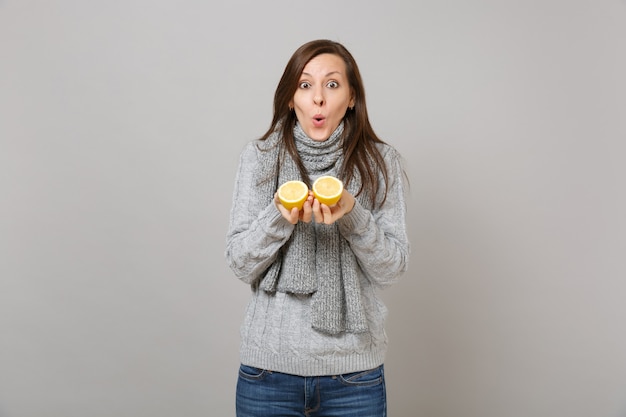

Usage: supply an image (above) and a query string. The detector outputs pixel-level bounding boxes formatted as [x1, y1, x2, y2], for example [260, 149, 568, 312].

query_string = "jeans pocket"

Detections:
[238, 364, 268, 381]
[337, 365, 384, 387]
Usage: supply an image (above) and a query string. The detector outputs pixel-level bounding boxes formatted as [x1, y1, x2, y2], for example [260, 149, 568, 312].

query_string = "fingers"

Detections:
[312, 199, 337, 225]
[312, 199, 323, 223]
[276, 191, 350, 225]
[321, 205, 335, 225]
[300, 196, 313, 223]
[288, 207, 300, 224]
[274, 193, 300, 224]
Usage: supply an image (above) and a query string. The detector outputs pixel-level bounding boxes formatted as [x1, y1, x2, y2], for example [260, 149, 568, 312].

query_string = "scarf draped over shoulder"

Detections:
[253, 122, 369, 335]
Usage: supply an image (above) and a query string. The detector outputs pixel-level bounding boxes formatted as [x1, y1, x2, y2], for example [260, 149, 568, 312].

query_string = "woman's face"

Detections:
[290, 53, 354, 142]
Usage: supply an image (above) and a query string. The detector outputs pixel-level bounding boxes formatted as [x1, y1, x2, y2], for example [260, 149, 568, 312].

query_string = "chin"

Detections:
[311, 135, 330, 142]
[305, 128, 331, 142]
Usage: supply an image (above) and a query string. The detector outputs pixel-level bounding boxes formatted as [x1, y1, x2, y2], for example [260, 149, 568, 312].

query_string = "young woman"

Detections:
[226, 39, 409, 417]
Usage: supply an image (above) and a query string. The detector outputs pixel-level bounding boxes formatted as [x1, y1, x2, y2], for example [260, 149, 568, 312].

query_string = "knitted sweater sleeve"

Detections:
[337, 145, 410, 288]
[225, 142, 295, 284]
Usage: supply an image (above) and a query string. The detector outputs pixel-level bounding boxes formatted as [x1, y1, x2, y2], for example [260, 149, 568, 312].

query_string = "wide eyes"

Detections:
[298, 80, 340, 89]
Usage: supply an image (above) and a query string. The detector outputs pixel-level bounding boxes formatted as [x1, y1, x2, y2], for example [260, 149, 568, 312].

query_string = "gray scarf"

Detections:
[254, 122, 368, 335]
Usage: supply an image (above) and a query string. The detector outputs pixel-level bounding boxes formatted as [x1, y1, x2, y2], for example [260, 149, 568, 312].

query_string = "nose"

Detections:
[313, 89, 324, 106]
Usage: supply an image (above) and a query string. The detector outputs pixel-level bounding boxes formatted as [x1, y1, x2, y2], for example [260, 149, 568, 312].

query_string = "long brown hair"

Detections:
[260, 39, 389, 207]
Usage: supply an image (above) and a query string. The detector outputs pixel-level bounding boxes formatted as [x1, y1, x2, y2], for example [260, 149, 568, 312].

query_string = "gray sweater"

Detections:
[225, 131, 409, 376]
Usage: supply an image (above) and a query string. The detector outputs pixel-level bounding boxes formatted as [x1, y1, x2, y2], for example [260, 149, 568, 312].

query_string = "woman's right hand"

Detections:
[274, 191, 314, 224]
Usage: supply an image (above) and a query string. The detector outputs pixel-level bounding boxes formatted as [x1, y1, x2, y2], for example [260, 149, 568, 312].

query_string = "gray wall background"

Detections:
[1, 1, 625, 416]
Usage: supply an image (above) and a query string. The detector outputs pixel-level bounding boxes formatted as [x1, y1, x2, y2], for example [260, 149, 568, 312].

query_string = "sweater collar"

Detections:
[293, 121, 344, 154]
[293, 122, 344, 175]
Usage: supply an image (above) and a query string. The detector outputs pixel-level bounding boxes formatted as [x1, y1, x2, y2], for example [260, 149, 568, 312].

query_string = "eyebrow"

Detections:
[301, 71, 342, 77]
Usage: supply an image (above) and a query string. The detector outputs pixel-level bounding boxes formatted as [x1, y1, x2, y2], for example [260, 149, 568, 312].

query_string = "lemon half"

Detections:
[277, 180, 309, 210]
[312, 176, 343, 206]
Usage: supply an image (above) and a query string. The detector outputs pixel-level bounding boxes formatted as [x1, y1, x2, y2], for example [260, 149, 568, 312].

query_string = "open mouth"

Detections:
[312, 115, 325, 126]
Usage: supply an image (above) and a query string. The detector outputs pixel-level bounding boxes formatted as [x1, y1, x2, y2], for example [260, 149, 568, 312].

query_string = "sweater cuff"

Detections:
[337, 200, 370, 235]
[261, 203, 295, 237]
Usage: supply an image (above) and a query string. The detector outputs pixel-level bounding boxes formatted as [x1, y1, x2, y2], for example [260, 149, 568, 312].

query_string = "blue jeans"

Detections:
[236, 364, 386, 417]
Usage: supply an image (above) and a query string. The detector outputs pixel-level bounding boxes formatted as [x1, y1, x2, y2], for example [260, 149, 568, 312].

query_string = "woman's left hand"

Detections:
[312, 189, 355, 225]
[275, 192, 314, 224]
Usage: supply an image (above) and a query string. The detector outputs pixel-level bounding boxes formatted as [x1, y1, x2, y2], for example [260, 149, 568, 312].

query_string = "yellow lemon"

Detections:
[277, 180, 309, 210]
[312, 176, 343, 206]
